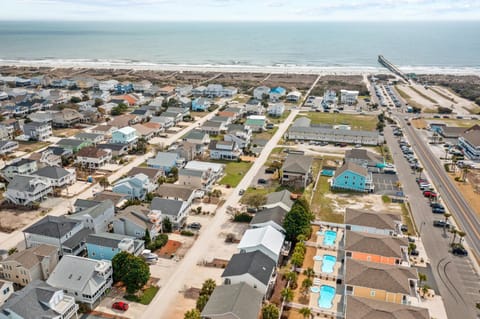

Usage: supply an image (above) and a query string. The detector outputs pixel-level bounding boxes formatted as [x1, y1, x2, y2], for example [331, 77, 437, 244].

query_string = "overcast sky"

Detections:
[2, 0, 480, 21]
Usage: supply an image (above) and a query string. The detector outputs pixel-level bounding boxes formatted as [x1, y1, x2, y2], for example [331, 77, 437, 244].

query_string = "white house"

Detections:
[0, 280, 13, 307]
[323, 90, 337, 105]
[267, 103, 285, 117]
[0, 141, 19, 155]
[150, 197, 189, 229]
[68, 200, 115, 234]
[208, 140, 241, 161]
[237, 226, 285, 263]
[76, 147, 112, 169]
[286, 91, 302, 102]
[47, 255, 113, 309]
[32, 166, 76, 188]
[111, 126, 138, 145]
[340, 89, 359, 105]
[5, 175, 52, 206]
[253, 86, 270, 100]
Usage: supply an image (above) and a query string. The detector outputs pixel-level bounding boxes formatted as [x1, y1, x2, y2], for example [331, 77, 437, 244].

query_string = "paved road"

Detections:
[142, 109, 300, 319]
[385, 124, 480, 319]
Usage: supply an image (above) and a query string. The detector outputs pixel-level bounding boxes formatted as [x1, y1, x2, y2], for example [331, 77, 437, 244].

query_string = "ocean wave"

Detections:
[0, 58, 479, 75]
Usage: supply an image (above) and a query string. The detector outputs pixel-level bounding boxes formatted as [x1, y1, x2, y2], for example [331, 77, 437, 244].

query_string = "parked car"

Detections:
[265, 168, 276, 174]
[189, 222, 202, 230]
[433, 220, 450, 228]
[423, 190, 437, 198]
[410, 249, 419, 256]
[430, 202, 444, 209]
[238, 189, 245, 195]
[432, 207, 446, 214]
[407, 237, 416, 243]
[112, 302, 129, 311]
[400, 224, 408, 232]
[257, 178, 267, 184]
[452, 247, 468, 256]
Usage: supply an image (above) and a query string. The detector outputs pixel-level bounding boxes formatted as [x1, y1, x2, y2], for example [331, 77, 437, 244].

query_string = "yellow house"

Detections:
[345, 259, 419, 305]
[345, 296, 430, 319]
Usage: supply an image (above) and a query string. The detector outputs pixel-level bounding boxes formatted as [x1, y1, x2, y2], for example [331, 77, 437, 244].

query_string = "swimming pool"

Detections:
[323, 230, 337, 246]
[310, 286, 320, 293]
[318, 285, 336, 309]
[322, 255, 336, 273]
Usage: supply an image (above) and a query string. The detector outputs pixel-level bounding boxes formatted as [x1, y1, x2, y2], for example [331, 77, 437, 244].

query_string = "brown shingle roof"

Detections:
[127, 167, 163, 181]
[345, 149, 383, 164]
[109, 114, 137, 127]
[3, 244, 57, 269]
[282, 154, 313, 174]
[132, 123, 157, 136]
[345, 296, 430, 319]
[344, 208, 401, 231]
[77, 146, 109, 158]
[345, 230, 408, 259]
[335, 161, 368, 177]
[461, 128, 480, 147]
[346, 259, 418, 294]
[156, 184, 196, 201]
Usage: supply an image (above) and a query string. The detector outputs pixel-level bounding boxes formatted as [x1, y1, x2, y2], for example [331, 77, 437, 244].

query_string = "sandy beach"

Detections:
[1, 59, 479, 76]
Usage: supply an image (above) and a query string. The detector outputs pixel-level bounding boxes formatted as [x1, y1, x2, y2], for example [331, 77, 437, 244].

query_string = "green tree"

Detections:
[94, 98, 104, 107]
[283, 201, 314, 241]
[301, 277, 313, 293]
[70, 96, 81, 103]
[112, 251, 150, 294]
[200, 279, 216, 297]
[261, 303, 279, 319]
[246, 193, 267, 209]
[284, 271, 298, 289]
[281, 287, 294, 303]
[162, 217, 173, 233]
[418, 273, 427, 287]
[299, 307, 312, 319]
[8, 247, 18, 256]
[291, 251, 304, 268]
[144, 228, 151, 248]
[196, 294, 209, 312]
[303, 267, 314, 279]
[184, 309, 201, 319]
[170, 166, 179, 179]
[457, 231, 466, 244]
[98, 176, 110, 190]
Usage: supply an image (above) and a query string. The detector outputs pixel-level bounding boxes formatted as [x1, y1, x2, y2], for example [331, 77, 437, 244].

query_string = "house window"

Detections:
[370, 290, 376, 297]
[346, 251, 352, 257]
[367, 256, 371, 261]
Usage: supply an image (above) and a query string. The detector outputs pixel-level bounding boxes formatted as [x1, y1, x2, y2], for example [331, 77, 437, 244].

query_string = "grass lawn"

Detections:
[253, 127, 278, 140]
[17, 141, 51, 153]
[310, 176, 343, 223]
[218, 161, 253, 187]
[126, 286, 159, 305]
[401, 202, 417, 236]
[190, 111, 209, 119]
[297, 112, 377, 131]
[267, 110, 290, 124]
[430, 118, 479, 128]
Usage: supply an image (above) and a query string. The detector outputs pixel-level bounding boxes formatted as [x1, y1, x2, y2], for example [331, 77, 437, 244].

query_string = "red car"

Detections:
[112, 301, 129, 311]
[423, 190, 437, 198]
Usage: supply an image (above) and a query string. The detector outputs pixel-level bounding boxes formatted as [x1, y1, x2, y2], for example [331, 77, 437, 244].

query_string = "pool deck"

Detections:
[315, 226, 344, 251]
[313, 247, 343, 279]
[309, 280, 344, 315]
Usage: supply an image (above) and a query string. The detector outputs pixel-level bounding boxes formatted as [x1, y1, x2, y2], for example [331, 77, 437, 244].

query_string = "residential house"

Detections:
[0, 119, 20, 138]
[133, 80, 152, 92]
[111, 94, 138, 107]
[5, 175, 52, 206]
[345, 149, 384, 168]
[178, 168, 209, 189]
[191, 98, 211, 111]
[0, 141, 18, 155]
[97, 143, 129, 157]
[253, 86, 270, 100]
[0, 280, 79, 319]
[86, 232, 144, 261]
[192, 86, 207, 97]
[345, 259, 419, 305]
[237, 226, 285, 263]
[287, 120, 380, 146]
[142, 122, 163, 135]
[200, 283, 263, 319]
[151, 115, 174, 129]
[132, 123, 157, 141]
[76, 146, 112, 169]
[331, 162, 374, 193]
[73, 199, 102, 213]
[208, 140, 241, 161]
[113, 206, 162, 239]
[112, 173, 155, 200]
[0, 280, 13, 307]
[109, 114, 138, 128]
[171, 141, 205, 161]
[345, 230, 409, 266]
[250, 206, 288, 234]
[323, 90, 337, 106]
[56, 139, 92, 153]
[130, 109, 152, 122]
[127, 167, 163, 184]
[111, 127, 138, 145]
[245, 100, 264, 115]
[74, 132, 104, 145]
[114, 83, 134, 94]
[182, 160, 224, 189]
[286, 91, 302, 102]
[46, 255, 112, 309]
[458, 125, 480, 161]
[269, 87, 286, 101]
[267, 103, 285, 117]
[156, 184, 198, 204]
[22, 122, 52, 141]
[150, 197, 189, 229]
[162, 111, 183, 124]
[52, 109, 83, 127]
[175, 85, 193, 97]
[344, 296, 430, 319]
[68, 200, 115, 234]
[222, 251, 276, 296]
[224, 124, 252, 149]
[168, 107, 191, 122]
[340, 89, 359, 105]
[92, 191, 128, 209]
[27, 111, 53, 124]
[32, 166, 76, 188]
[0, 245, 59, 287]
[97, 79, 119, 91]
[344, 208, 402, 236]
[91, 125, 117, 138]
[199, 121, 226, 136]
[147, 152, 180, 172]
[245, 116, 266, 133]
[74, 77, 97, 89]
[156, 85, 174, 96]
[263, 189, 294, 212]
[281, 154, 313, 189]
[23, 216, 91, 256]
[183, 130, 210, 145]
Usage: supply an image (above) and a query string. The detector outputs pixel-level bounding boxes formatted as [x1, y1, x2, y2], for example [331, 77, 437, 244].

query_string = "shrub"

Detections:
[233, 213, 252, 223]
[181, 230, 195, 236]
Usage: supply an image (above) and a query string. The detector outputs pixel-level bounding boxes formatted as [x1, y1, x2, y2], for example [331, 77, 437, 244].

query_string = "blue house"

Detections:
[331, 162, 374, 193]
[86, 232, 144, 261]
[147, 152, 180, 173]
[115, 83, 134, 94]
[111, 127, 138, 145]
[191, 98, 211, 112]
[112, 173, 155, 200]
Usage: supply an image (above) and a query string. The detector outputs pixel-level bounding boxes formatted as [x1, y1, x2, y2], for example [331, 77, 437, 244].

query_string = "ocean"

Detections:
[0, 21, 479, 73]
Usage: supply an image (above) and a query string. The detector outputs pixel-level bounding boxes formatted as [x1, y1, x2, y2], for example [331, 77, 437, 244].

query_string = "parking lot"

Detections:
[372, 172, 401, 196]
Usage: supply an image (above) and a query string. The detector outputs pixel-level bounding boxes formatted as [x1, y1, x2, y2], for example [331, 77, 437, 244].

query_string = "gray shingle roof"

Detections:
[345, 208, 401, 231]
[69, 200, 114, 219]
[86, 232, 137, 248]
[150, 197, 185, 216]
[345, 230, 408, 259]
[74, 198, 102, 210]
[345, 296, 430, 319]
[33, 166, 71, 179]
[57, 139, 86, 147]
[156, 184, 196, 201]
[222, 251, 276, 285]
[335, 161, 368, 177]
[345, 149, 383, 164]
[250, 206, 288, 226]
[282, 154, 313, 174]
[178, 168, 204, 177]
[184, 130, 207, 140]
[6, 175, 49, 192]
[3, 158, 35, 169]
[24, 216, 80, 238]
[266, 190, 294, 209]
[201, 283, 263, 319]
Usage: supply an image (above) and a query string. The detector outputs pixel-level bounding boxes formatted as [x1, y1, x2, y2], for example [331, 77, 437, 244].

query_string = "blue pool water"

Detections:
[322, 255, 336, 273]
[310, 286, 320, 293]
[323, 230, 337, 246]
[318, 285, 336, 309]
